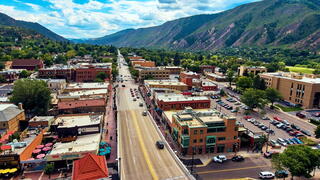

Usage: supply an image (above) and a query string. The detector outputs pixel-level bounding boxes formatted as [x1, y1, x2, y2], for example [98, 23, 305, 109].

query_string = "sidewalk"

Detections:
[103, 84, 117, 164]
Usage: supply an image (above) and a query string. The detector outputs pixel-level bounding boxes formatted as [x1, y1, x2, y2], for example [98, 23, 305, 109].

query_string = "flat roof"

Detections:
[207, 73, 226, 78]
[29, 116, 55, 122]
[156, 93, 209, 102]
[48, 133, 100, 156]
[68, 89, 108, 96]
[66, 82, 109, 90]
[145, 80, 187, 86]
[55, 114, 103, 128]
[202, 81, 216, 86]
[163, 108, 218, 125]
[262, 72, 320, 84]
[182, 71, 198, 75]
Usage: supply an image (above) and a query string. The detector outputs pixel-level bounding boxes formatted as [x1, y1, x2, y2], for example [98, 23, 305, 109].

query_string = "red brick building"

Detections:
[180, 71, 200, 87]
[75, 67, 111, 82]
[39, 67, 74, 81]
[12, 59, 44, 71]
[156, 93, 210, 111]
[58, 98, 106, 114]
[201, 81, 218, 91]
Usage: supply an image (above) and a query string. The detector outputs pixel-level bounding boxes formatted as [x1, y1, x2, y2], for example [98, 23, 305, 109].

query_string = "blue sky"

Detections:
[0, 0, 260, 39]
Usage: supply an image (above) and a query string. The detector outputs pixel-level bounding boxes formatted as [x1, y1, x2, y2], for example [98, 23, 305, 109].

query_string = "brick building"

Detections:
[167, 108, 239, 155]
[131, 60, 155, 67]
[137, 67, 170, 80]
[180, 71, 200, 87]
[12, 59, 44, 71]
[201, 81, 218, 91]
[200, 65, 215, 74]
[155, 93, 210, 111]
[261, 72, 320, 108]
[58, 98, 106, 114]
[206, 72, 227, 82]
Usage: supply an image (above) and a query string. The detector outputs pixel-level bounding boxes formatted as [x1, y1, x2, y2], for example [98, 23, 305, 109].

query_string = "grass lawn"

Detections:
[286, 66, 315, 74]
[274, 104, 303, 112]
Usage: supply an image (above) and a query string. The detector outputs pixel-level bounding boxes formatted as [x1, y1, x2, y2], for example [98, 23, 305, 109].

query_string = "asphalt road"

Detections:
[116, 53, 189, 180]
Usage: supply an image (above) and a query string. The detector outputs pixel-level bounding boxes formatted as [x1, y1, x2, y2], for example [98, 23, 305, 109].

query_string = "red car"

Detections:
[244, 116, 252, 120]
[296, 112, 306, 118]
[273, 116, 282, 122]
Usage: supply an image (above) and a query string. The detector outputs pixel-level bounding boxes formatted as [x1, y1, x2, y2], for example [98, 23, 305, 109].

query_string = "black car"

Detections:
[231, 155, 244, 162]
[301, 130, 312, 136]
[275, 170, 289, 178]
[291, 124, 301, 131]
[156, 141, 165, 149]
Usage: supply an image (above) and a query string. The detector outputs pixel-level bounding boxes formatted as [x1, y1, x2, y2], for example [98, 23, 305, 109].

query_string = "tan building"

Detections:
[138, 67, 170, 80]
[261, 72, 320, 108]
[206, 72, 227, 82]
[145, 80, 189, 91]
[238, 66, 267, 76]
[167, 107, 239, 155]
[164, 66, 183, 74]
[0, 104, 25, 132]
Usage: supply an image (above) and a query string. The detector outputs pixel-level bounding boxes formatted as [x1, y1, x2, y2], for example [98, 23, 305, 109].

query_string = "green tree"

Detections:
[240, 88, 266, 110]
[10, 79, 52, 115]
[272, 145, 320, 179]
[44, 163, 55, 179]
[253, 75, 266, 90]
[265, 88, 282, 108]
[236, 76, 253, 91]
[19, 70, 31, 78]
[42, 53, 54, 66]
[226, 70, 234, 87]
[315, 125, 320, 138]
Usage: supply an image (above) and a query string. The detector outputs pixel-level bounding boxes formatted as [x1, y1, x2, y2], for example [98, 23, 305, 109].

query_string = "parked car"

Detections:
[122, 84, 126, 87]
[259, 171, 275, 179]
[133, 98, 137, 101]
[312, 112, 320, 117]
[291, 124, 301, 130]
[268, 140, 281, 148]
[142, 111, 147, 116]
[277, 138, 287, 146]
[213, 155, 227, 163]
[262, 116, 270, 120]
[276, 123, 284, 128]
[139, 102, 143, 107]
[244, 116, 252, 120]
[301, 130, 312, 136]
[275, 170, 289, 178]
[273, 116, 282, 121]
[231, 155, 244, 162]
[296, 112, 306, 118]
[263, 151, 279, 158]
[156, 141, 164, 149]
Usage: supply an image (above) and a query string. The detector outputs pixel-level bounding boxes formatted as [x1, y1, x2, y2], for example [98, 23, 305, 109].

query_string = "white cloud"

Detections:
[0, 0, 260, 39]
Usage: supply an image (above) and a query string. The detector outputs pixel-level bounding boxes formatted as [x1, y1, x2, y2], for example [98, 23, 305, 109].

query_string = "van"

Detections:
[259, 171, 275, 179]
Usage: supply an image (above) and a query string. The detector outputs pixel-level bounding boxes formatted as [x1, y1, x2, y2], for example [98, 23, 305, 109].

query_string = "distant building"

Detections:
[40, 79, 67, 93]
[180, 71, 200, 88]
[206, 72, 227, 82]
[58, 98, 106, 114]
[29, 116, 55, 128]
[0, 69, 23, 82]
[155, 93, 210, 111]
[137, 67, 170, 81]
[64, 82, 109, 92]
[238, 66, 267, 76]
[131, 60, 155, 67]
[128, 56, 144, 61]
[164, 66, 183, 75]
[0, 104, 25, 132]
[200, 65, 215, 74]
[145, 80, 188, 91]
[165, 107, 239, 155]
[261, 72, 320, 108]
[12, 59, 44, 71]
[201, 81, 218, 91]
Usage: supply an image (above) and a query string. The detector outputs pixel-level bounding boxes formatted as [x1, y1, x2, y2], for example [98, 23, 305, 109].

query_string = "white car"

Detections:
[213, 155, 227, 163]
[259, 171, 275, 179]
[276, 123, 284, 128]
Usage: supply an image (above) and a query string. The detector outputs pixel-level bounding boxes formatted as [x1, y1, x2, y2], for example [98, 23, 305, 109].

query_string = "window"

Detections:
[194, 130, 198, 135]
[234, 136, 238, 139]
[200, 130, 203, 134]
[199, 139, 203, 143]
[218, 137, 225, 141]
[193, 139, 197, 143]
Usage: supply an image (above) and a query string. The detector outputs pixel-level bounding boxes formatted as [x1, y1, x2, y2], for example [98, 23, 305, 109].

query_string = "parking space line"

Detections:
[197, 165, 268, 175]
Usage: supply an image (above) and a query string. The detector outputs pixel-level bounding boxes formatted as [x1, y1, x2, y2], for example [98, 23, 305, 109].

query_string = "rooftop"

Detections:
[68, 89, 108, 96]
[48, 133, 100, 159]
[156, 93, 209, 102]
[54, 114, 103, 128]
[206, 73, 226, 78]
[58, 98, 106, 109]
[145, 80, 187, 86]
[182, 71, 199, 76]
[262, 72, 320, 84]
[66, 82, 109, 90]
[29, 116, 55, 122]
[202, 81, 217, 86]
[0, 104, 24, 122]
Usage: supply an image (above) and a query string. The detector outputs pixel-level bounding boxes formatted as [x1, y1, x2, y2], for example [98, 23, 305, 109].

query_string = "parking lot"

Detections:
[195, 155, 272, 180]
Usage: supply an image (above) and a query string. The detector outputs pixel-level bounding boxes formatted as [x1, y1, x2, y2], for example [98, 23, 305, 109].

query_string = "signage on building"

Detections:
[78, 127, 99, 134]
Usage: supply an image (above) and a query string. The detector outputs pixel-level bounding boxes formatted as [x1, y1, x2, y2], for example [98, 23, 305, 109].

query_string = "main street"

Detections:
[116, 52, 191, 180]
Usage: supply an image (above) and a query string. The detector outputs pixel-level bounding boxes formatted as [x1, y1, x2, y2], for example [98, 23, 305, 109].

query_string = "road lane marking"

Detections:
[130, 110, 158, 180]
[197, 165, 269, 175]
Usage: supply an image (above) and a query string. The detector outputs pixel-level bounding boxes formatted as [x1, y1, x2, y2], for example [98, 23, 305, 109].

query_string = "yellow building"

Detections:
[0, 104, 25, 132]
[138, 67, 170, 80]
[238, 66, 267, 76]
[144, 80, 189, 91]
[261, 72, 320, 109]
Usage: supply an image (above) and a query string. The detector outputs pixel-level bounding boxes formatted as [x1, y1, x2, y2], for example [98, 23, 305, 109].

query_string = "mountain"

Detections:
[82, 0, 320, 51]
[0, 12, 67, 42]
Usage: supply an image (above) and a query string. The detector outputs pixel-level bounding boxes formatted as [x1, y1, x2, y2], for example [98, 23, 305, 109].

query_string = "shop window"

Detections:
[218, 137, 225, 141]
[193, 139, 197, 143]
[194, 130, 198, 135]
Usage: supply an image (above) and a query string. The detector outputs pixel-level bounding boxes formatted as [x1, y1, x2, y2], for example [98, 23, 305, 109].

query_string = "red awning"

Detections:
[72, 153, 108, 180]
[0, 145, 11, 151]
